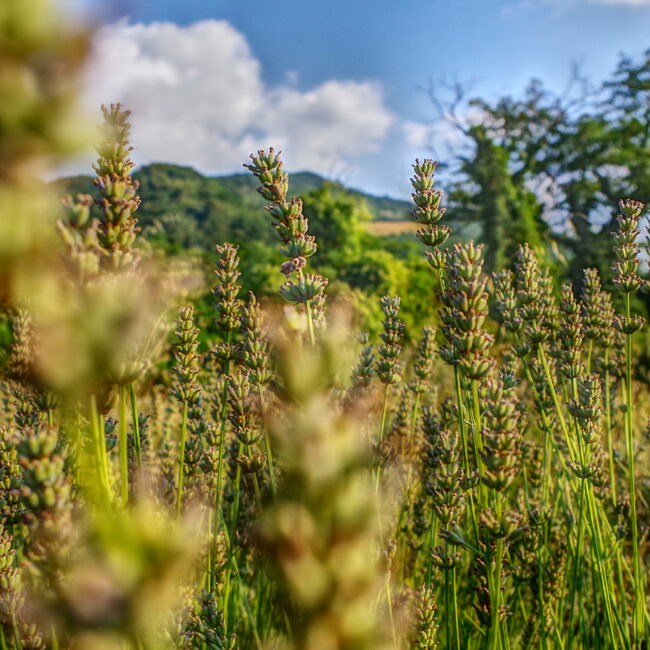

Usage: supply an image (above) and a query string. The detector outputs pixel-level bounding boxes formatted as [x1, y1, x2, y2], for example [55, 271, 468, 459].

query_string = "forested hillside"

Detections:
[58, 163, 413, 254]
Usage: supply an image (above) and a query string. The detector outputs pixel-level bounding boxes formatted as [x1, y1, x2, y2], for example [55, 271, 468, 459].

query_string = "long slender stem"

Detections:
[176, 400, 188, 519]
[603, 348, 616, 506]
[624, 293, 645, 644]
[118, 385, 129, 506]
[567, 478, 586, 647]
[89, 395, 110, 506]
[454, 368, 480, 546]
[444, 557, 451, 650]
[489, 494, 505, 650]
[451, 565, 461, 650]
[210, 332, 233, 590]
[129, 382, 142, 468]
[258, 385, 276, 496]
[378, 383, 389, 443]
[298, 269, 316, 346]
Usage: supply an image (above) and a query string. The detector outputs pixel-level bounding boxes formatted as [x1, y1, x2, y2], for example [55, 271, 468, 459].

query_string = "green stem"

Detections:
[378, 383, 389, 443]
[451, 564, 461, 649]
[219, 508, 263, 650]
[537, 347, 576, 461]
[567, 478, 586, 648]
[624, 293, 645, 644]
[118, 385, 129, 505]
[298, 269, 316, 346]
[489, 495, 505, 650]
[258, 386, 276, 496]
[90, 395, 110, 506]
[210, 334, 232, 590]
[603, 352, 616, 507]
[129, 382, 142, 468]
[444, 556, 451, 650]
[176, 400, 189, 519]
[454, 368, 480, 545]
[229, 441, 244, 543]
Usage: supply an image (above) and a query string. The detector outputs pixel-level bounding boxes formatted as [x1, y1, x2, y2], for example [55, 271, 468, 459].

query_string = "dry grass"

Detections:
[368, 220, 419, 236]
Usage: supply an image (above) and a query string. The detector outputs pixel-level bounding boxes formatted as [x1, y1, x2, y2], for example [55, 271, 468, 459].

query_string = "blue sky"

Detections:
[71, 0, 650, 198]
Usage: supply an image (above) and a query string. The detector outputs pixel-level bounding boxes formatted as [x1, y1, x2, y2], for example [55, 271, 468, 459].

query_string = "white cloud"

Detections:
[85, 20, 395, 176]
[402, 121, 431, 149]
[401, 106, 489, 159]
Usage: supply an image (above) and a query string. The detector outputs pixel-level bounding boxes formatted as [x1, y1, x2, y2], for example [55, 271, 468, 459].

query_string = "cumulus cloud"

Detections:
[85, 20, 395, 176]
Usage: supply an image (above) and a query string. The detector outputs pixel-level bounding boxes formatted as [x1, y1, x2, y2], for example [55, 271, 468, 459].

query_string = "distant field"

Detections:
[369, 220, 418, 236]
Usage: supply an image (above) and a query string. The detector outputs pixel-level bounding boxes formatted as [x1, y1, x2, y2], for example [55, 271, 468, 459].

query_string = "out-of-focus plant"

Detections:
[0, 0, 89, 301]
[259, 310, 390, 650]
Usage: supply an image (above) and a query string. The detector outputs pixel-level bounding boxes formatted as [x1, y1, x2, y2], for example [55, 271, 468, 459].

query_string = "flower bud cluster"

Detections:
[480, 376, 523, 491]
[493, 270, 522, 333]
[422, 407, 465, 527]
[8, 308, 36, 382]
[557, 283, 584, 379]
[388, 386, 415, 451]
[13, 387, 39, 430]
[227, 371, 260, 446]
[14, 425, 71, 550]
[376, 296, 405, 385]
[350, 332, 375, 390]
[614, 313, 645, 336]
[612, 199, 644, 293]
[245, 149, 327, 319]
[568, 374, 602, 448]
[412, 585, 440, 650]
[58, 193, 102, 279]
[410, 159, 451, 272]
[0, 433, 22, 526]
[279, 272, 328, 305]
[581, 268, 610, 342]
[479, 508, 523, 541]
[181, 590, 235, 650]
[92, 104, 142, 271]
[240, 292, 271, 387]
[540, 269, 561, 352]
[212, 243, 242, 371]
[172, 306, 201, 405]
[439, 242, 494, 380]
[412, 325, 436, 393]
[513, 244, 549, 348]
[0, 526, 20, 628]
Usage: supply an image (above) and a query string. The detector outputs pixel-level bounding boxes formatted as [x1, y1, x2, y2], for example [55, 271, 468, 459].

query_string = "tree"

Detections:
[432, 52, 650, 286]
[451, 124, 547, 273]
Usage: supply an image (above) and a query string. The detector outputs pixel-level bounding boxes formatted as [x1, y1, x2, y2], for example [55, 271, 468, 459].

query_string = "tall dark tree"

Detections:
[450, 124, 547, 273]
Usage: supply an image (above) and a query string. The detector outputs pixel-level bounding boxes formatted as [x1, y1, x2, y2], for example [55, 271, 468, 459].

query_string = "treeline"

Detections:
[443, 49, 650, 287]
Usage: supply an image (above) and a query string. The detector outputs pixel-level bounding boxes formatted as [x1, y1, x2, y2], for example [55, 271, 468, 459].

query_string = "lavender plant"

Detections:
[3, 10, 650, 645]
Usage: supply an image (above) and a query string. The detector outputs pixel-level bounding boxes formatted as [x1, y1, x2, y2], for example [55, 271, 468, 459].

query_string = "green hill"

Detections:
[56, 163, 412, 255]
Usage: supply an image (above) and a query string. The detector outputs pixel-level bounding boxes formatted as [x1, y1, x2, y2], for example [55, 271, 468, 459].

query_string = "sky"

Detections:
[67, 0, 650, 198]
